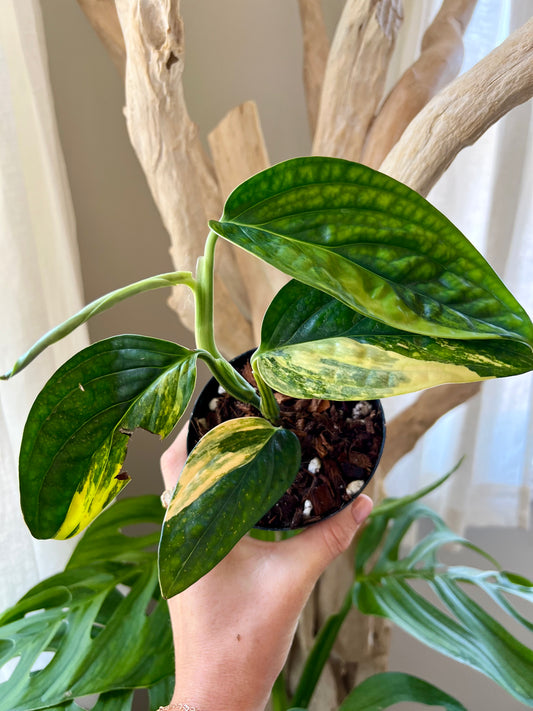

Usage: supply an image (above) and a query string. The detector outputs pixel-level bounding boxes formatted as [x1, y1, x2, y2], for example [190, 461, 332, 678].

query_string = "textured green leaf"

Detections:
[0, 496, 173, 711]
[338, 672, 467, 710]
[19, 335, 197, 539]
[253, 280, 533, 399]
[210, 157, 533, 344]
[159, 417, 301, 597]
[352, 499, 533, 705]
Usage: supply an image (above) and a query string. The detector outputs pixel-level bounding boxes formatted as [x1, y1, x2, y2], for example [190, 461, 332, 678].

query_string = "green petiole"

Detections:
[1, 271, 196, 380]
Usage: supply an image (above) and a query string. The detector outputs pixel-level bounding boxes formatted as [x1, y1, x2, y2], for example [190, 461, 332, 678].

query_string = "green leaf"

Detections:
[338, 672, 468, 710]
[0, 496, 173, 711]
[210, 157, 533, 345]
[19, 335, 198, 540]
[91, 690, 135, 711]
[253, 280, 533, 399]
[290, 592, 352, 709]
[159, 417, 301, 597]
[353, 500, 533, 705]
[370, 460, 463, 519]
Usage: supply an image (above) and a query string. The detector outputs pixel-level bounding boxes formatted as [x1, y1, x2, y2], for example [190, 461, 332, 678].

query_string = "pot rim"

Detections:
[187, 348, 386, 531]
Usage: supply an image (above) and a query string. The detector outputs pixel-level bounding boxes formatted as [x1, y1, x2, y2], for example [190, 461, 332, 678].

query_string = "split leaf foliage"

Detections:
[290, 471, 533, 708]
[0, 496, 173, 711]
[289, 671, 468, 710]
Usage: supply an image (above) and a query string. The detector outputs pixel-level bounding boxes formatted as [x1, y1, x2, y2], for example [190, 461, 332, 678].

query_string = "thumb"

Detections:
[160, 426, 189, 489]
[284, 495, 373, 582]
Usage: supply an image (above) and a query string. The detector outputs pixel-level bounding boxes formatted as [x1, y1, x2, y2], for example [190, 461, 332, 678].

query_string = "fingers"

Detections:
[282, 495, 373, 583]
[160, 426, 189, 489]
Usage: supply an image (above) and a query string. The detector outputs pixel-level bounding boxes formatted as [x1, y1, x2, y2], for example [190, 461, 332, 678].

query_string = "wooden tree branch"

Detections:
[208, 102, 289, 343]
[77, 0, 126, 76]
[298, 0, 330, 137]
[114, 0, 254, 356]
[312, 0, 403, 161]
[362, 0, 477, 169]
[380, 16, 533, 196]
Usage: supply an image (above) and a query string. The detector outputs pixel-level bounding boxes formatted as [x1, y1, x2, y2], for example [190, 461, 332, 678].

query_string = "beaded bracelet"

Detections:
[157, 704, 199, 711]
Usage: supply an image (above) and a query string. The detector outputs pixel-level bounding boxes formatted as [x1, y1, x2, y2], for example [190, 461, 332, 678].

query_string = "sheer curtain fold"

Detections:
[0, 0, 89, 613]
[384, 0, 533, 532]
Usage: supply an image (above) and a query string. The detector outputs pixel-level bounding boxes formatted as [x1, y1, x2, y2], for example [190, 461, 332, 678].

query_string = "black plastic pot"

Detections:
[187, 350, 386, 530]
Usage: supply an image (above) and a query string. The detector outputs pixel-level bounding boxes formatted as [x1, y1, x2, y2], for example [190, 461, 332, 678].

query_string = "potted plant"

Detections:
[3, 156, 533, 600]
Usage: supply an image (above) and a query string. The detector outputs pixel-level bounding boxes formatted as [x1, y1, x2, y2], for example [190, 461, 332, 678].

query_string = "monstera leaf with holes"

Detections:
[5, 156, 533, 602]
[288, 469, 533, 710]
[0, 496, 173, 711]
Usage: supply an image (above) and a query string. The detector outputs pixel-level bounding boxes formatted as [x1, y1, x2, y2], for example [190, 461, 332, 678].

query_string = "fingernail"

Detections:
[351, 495, 373, 525]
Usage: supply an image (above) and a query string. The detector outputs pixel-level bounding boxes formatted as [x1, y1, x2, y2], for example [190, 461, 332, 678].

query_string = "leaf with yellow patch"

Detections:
[253, 281, 533, 400]
[210, 157, 533, 345]
[20, 335, 198, 539]
[158, 417, 301, 597]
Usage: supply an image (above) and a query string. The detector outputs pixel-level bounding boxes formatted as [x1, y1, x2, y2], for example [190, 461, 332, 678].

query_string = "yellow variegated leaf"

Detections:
[20, 336, 198, 540]
[254, 281, 533, 400]
[159, 417, 300, 597]
[255, 338, 483, 400]
[54, 433, 128, 539]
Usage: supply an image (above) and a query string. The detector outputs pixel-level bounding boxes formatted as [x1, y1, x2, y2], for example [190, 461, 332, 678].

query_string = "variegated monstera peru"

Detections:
[3, 157, 533, 597]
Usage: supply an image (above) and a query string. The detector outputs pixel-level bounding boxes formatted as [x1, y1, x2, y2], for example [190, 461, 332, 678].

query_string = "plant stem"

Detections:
[194, 232, 261, 408]
[271, 670, 289, 711]
[199, 352, 261, 409]
[252, 359, 281, 424]
[195, 230, 221, 357]
[1, 271, 196, 379]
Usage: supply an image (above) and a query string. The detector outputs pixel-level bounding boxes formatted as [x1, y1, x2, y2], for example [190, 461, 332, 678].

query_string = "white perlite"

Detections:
[308, 457, 322, 474]
[346, 480, 365, 496]
[208, 398, 218, 411]
[303, 500, 313, 518]
[352, 401, 372, 418]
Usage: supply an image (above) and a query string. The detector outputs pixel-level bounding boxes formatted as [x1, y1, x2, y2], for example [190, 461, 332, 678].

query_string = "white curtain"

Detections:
[383, 0, 533, 532]
[0, 0, 89, 614]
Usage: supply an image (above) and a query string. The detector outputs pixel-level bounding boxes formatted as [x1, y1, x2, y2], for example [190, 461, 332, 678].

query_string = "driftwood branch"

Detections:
[114, 0, 254, 356]
[208, 102, 289, 343]
[298, 0, 330, 136]
[362, 0, 477, 168]
[380, 16, 533, 195]
[313, 0, 403, 161]
[77, 0, 126, 77]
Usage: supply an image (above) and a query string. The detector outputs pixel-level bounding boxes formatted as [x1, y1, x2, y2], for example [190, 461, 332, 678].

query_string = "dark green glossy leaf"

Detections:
[253, 280, 533, 399]
[19, 335, 197, 540]
[338, 672, 468, 710]
[210, 157, 533, 345]
[0, 496, 173, 711]
[159, 417, 301, 597]
[352, 499, 533, 705]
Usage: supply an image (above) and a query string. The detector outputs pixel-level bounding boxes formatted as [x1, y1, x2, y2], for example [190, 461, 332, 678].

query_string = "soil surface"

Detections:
[188, 360, 384, 530]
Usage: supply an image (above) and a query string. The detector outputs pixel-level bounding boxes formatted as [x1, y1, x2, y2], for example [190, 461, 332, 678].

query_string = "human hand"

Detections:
[160, 427, 373, 711]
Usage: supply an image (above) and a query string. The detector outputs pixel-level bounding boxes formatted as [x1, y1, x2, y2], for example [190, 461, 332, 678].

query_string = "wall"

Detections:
[39, 3, 532, 710]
